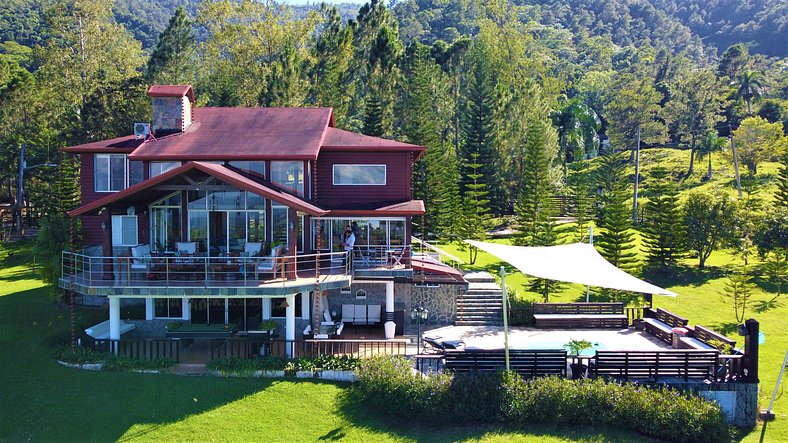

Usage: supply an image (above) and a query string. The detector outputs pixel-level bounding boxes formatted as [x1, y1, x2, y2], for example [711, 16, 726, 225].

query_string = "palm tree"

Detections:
[695, 131, 727, 180]
[551, 97, 601, 182]
[736, 71, 765, 115]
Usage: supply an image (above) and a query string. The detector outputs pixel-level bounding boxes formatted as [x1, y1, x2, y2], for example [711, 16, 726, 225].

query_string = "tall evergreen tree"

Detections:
[260, 41, 306, 107]
[643, 167, 686, 273]
[458, 152, 491, 264]
[567, 160, 595, 242]
[146, 6, 195, 85]
[594, 153, 638, 273]
[308, 5, 354, 127]
[776, 153, 788, 210]
[362, 91, 384, 137]
[515, 117, 556, 247]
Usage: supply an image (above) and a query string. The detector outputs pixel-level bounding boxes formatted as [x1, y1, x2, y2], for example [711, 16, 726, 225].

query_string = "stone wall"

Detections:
[411, 284, 457, 324]
[692, 382, 758, 427]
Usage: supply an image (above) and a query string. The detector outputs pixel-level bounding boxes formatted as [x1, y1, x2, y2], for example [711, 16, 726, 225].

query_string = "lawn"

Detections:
[0, 242, 656, 442]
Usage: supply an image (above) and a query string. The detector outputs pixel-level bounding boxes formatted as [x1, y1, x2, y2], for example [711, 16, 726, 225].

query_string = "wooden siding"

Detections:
[315, 151, 412, 209]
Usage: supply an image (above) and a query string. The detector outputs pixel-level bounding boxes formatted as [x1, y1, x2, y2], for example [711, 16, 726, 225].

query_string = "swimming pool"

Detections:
[512, 339, 607, 356]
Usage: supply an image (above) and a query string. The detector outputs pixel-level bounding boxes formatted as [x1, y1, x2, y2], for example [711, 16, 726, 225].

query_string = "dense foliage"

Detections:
[355, 356, 730, 443]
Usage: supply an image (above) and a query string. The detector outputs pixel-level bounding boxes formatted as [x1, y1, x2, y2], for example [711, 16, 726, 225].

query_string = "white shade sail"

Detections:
[465, 240, 676, 296]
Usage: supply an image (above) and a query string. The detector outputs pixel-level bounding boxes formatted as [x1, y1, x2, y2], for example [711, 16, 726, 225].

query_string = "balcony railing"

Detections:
[350, 244, 412, 269]
[61, 250, 351, 288]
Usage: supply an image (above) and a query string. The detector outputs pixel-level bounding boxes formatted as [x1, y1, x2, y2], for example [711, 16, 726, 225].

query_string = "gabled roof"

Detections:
[61, 134, 143, 153]
[128, 107, 335, 161]
[321, 127, 426, 159]
[147, 85, 195, 102]
[67, 162, 328, 217]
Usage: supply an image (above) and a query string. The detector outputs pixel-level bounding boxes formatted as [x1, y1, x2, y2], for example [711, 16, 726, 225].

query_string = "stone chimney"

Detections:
[146, 85, 195, 134]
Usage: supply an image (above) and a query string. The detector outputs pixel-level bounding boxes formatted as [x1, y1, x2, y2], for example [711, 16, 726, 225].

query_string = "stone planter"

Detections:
[295, 370, 316, 378]
[57, 360, 103, 371]
[320, 370, 357, 382]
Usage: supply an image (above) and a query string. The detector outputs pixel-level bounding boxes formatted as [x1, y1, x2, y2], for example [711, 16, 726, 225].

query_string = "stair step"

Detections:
[463, 272, 496, 283]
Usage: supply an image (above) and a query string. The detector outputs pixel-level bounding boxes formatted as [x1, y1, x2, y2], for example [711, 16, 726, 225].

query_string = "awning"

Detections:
[412, 256, 466, 283]
[465, 240, 676, 296]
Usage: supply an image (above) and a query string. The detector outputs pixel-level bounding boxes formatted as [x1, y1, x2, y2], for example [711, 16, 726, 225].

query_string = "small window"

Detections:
[333, 164, 386, 185]
[150, 161, 181, 177]
[155, 298, 183, 318]
[95, 154, 128, 192]
[111, 215, 138, 246]
[355, 289, 367, 300]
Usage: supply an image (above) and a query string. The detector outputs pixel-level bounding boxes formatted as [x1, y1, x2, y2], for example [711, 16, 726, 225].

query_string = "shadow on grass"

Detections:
[642, 264, 727, 288]
[333, 387, 658, 443]
[708, 321, 740, 336]
[753, 296, 784, 314]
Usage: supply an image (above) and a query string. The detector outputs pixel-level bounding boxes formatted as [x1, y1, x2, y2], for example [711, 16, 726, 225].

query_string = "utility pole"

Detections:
[729, 123, 743, 198]
[15, 144, 27, 237]
[632, 127, 641, 223]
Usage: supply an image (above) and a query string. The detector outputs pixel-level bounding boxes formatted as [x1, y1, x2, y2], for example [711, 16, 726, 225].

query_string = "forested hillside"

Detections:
[0, 0, 785, 286]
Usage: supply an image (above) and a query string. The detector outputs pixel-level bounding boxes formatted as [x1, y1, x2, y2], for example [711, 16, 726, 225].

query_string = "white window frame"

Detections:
[111, 215, 138, 246]
[332, 164, 387, 186]
[95, 154, 128, 192]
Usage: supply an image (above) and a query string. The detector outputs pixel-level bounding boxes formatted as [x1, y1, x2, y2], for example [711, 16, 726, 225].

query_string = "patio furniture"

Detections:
[130, 244, 151, 280]
[422, 336, 465, 354]
[255, 245, 284, 279]
[643, 308, 688, 344]
[444, 349, 567, 378]
[532, 302, 628, 328]
[341, 304, 382, 325]
[679, 325, 736, 351]
[592, 349, 719, 382]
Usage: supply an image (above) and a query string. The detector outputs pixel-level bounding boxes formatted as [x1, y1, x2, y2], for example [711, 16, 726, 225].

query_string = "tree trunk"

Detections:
[707, 154, 713, 179]
[687, 133, 697, 176]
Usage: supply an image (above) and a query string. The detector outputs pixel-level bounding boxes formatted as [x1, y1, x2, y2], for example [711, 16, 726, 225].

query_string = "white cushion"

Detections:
[367, 305, 382, 322]
[323, 309, 333, 324]
[336, 322, 344, 336]
[341, 304, 354, 322]
[244, 242, 262, 256]
[354, 305, 367, 323]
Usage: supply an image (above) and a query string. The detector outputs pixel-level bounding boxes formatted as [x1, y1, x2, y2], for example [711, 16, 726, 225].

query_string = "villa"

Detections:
[59, 85, 466, 351]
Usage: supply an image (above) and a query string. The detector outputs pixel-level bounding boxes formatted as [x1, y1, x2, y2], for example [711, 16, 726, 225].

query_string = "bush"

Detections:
[54, 346, 105, 364]
[355, 357, 730, 442]
[101, 356, 175, 372]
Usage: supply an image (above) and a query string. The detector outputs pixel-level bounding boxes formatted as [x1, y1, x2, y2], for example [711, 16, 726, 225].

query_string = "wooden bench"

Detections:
[592, 350, 719, 382]
[532, 303, 628, 328]
[680, 325, 736, 351]
[444, 349, 567, 378]
[643, 308, 688, 344]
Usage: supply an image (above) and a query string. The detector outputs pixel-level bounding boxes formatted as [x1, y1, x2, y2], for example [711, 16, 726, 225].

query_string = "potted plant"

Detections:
[258, 320, 277, 335]
[565, 339, 593, 379]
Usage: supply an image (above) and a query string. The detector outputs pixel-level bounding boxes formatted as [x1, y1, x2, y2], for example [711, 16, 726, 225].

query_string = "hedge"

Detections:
[355, 356, 730, 443]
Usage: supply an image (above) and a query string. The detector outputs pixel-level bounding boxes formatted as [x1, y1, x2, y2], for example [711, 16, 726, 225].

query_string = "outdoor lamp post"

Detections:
[410, 305, 429, 353]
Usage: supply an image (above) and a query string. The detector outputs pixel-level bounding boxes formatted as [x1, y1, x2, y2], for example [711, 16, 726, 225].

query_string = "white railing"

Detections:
[61, 250, 350, 288]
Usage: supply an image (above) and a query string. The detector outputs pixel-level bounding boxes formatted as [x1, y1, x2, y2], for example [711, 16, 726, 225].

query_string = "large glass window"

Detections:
[271, 161, 304, 197]
[154, 298, 183, 318]
[229, 161, 266, 178]
[188, 211, 208, 254]
[272, 203, 288, 248]
[189, 190, 267, 255]
[129, 161, 144, 186]
[150, 161, 181, 177]
[111, 215, 137, 246]
[247, 212, 265, 243]
[94, 154, 128, 192]
[332, 164, 386, 186]
[150, 193, 182, 252]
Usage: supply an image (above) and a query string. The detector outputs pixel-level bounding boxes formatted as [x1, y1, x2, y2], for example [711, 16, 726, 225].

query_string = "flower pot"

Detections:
[569, 363, 588, 379]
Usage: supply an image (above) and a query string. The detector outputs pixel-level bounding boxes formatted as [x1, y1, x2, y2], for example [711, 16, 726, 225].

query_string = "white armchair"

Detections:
[130, 244, 151, 280]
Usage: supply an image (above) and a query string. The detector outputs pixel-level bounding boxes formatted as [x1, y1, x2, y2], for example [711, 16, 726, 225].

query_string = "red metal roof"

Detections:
[321, 127, 425, 159]
[147, 85, 195, 102]
[61, 134, 142, 153]
[128, 107, 334, 161]
[326, 200, 425, 217]
[412, 258, 466, 282]
[68, 162, 327, 217]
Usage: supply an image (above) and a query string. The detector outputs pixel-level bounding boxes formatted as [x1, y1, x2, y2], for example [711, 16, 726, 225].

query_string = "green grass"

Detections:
[0, 242, 656, 442]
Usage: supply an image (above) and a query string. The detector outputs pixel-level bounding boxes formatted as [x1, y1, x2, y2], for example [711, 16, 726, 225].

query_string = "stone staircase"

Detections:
[455, 272, 503, 326]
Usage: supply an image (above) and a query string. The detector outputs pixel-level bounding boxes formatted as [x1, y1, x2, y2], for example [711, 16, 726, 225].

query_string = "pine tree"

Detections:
[260, 41, 306, 107]
[146, 6, 195, 84]
[594, 153, 639, 273]
[458, 152, 491, 264]
[362, 91, 384, 137]
[515, 118, 556, 247]
[567, 161, 595, 242]
[643, 167, 686, 273]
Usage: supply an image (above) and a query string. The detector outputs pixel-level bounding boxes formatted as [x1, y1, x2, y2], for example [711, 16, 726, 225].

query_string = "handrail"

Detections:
[61, 250, 350, 288]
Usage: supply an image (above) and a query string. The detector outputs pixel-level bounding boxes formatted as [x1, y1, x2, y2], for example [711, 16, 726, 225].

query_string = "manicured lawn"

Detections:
[0, 242, 655, 442]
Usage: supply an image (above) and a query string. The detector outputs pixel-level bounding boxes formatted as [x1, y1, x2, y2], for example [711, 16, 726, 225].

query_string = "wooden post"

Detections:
[744, 318, 759, 383]
[102, 209, 114, 280]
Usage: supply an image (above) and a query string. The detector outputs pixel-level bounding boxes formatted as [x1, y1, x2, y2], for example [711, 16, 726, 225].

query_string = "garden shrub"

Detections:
[356, 357, 730, 443]
[207, 355, 359, 376]
[54, 346, 105, 364]
[101, 356, 175, 371]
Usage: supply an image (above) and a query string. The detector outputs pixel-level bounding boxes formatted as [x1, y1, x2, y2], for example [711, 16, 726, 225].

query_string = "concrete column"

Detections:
[262, 298, 271, 320]
[300, 292, 310, 320]
[285, 294, 296, 357]
[109, 297, 121, 354]
[181, 297, 190, 320]
[224, 297, 229, 323]
[384, 281, 395, 339]
[145, 298, 154, 320]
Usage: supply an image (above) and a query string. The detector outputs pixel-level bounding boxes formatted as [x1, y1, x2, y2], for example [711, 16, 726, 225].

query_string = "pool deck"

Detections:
[423, 325, 673, 351]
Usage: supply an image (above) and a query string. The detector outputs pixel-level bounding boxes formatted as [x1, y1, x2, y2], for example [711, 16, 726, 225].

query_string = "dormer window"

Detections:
[271, 161, 304, 197]
[333, 164, 386, 185]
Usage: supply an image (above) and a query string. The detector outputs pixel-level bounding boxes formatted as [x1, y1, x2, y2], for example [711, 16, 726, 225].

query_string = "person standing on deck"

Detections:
[342, 225, 355, 269]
